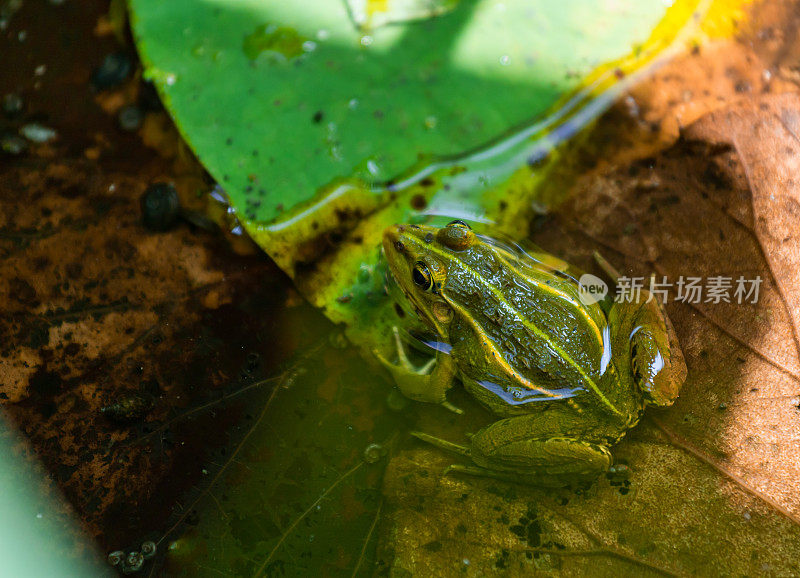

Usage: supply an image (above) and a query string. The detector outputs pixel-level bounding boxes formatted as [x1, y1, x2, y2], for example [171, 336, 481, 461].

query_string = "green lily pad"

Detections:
[130, 0, 666, 228]
[345, 0, 460, 30]
[129, 0, 703, 355]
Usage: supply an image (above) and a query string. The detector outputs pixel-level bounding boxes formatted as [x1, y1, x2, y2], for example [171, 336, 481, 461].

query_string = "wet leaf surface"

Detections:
[128, 0, 674, 229]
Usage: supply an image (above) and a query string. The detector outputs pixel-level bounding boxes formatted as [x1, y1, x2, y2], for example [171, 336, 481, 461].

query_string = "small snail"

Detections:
[363, 443, 386, 464]
[122, 551, 144, 574]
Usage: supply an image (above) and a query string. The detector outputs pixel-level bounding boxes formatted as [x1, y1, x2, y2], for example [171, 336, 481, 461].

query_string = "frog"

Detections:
[378, 219, 687, 486]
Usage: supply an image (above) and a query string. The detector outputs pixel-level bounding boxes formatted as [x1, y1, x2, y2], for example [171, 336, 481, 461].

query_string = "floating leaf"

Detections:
[128, 0, 712, 354]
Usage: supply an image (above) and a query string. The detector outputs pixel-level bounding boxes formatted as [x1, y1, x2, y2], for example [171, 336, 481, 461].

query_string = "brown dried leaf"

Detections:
[378, 81, 800, 578]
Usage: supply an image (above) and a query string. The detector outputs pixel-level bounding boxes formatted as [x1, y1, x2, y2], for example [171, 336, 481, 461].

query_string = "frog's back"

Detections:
[444, 241, 612, 409]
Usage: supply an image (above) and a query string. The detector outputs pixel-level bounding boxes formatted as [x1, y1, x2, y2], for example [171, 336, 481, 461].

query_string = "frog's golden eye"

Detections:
[447, 219, 471, 229]
[412, 261, 433, 290]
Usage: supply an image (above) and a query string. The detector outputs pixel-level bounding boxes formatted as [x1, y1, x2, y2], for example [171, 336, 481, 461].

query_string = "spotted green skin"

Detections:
[381, 222, 687, 486]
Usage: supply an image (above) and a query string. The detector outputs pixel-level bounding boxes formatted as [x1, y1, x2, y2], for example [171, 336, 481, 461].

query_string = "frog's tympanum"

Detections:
[380, 220, 686, 486]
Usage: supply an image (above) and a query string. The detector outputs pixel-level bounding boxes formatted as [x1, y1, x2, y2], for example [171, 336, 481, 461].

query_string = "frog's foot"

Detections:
[443, 464, 597, 488]
[443, 464, 552, 486]
[373, 327, 436, 375]
[375, 327, 462, 414]
[410, 431, 471, 457]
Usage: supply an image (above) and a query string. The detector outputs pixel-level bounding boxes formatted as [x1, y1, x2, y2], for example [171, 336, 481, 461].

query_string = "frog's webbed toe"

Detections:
[410, 431, 471, 457]
[374, 327, 429, 374]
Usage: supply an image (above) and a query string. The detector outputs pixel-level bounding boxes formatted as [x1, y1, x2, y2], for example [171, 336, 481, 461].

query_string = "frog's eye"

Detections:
[447, 219, 471, 229]
[412, 261, 433, 290]
[438, 220, 475, 251]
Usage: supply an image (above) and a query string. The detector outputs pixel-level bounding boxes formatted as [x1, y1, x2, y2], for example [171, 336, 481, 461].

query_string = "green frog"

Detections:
[379, 220, 686, 486]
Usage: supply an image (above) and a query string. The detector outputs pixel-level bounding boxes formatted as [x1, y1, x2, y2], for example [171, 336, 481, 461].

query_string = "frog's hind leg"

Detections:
[462, 408, 616, 487]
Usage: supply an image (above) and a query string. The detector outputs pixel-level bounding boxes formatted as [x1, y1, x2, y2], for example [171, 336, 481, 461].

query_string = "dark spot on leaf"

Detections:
[410, 194, 426, 210]
[9, 277, 38, 305]
[28, 369, 62, 397]
[422, 540, 442, 552]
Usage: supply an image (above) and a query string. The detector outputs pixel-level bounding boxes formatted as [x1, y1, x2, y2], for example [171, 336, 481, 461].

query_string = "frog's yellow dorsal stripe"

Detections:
[446, 300, 563, 399]
[422, 241, 623, 418]
[491, 250, 605, 348]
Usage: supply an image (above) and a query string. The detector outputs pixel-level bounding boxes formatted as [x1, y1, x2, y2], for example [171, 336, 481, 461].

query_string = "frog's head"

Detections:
[382, 220, 476, 337]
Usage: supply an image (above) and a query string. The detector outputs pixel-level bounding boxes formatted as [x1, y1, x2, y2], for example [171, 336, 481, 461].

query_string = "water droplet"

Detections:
[317, 29, 329, 41]
[348, 98, 359, 110]
[302, 40, 317, 52]
[20, 123, 57, 143]
[499, 55, 510, 66]
[424, 116, 437, 129]
[360, 35, 373, 46]
[118, 105, 144, 132]
[367, 160, 380, 175]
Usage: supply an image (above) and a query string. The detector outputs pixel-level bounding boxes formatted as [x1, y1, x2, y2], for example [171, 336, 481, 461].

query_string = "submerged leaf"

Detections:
[376, 69, 800, 578]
